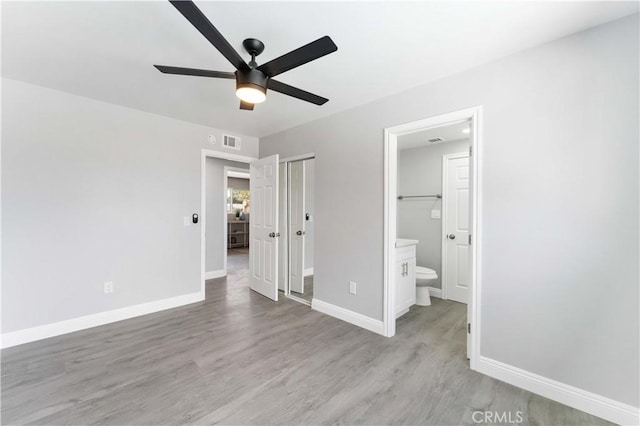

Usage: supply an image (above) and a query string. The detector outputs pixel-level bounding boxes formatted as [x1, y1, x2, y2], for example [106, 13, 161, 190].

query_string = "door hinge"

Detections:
[468, 323, 471, 334]
[469, 146, 473, 156]
[468, 234, 472, 245]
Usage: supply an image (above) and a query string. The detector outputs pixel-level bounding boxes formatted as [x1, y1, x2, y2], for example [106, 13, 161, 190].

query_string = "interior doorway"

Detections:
[383, 107, 482, 368]
[200, 149, 256, 295]
[224, 167, 251, 279]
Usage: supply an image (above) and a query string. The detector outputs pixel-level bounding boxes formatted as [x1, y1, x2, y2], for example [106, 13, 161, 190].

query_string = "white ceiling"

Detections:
[2, 1, 637, 138]
[398, 121, 469, 150]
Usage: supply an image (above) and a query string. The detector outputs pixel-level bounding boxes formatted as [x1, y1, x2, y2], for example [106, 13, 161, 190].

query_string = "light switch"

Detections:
[183, 216, 190, 226]
[431, 210, 441, 219]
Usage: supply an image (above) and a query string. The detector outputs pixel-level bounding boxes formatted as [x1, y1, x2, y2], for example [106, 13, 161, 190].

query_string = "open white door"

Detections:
[289, 161, 305, 294]
[443, 153, 470, 305]
[249, 154, 279, 301]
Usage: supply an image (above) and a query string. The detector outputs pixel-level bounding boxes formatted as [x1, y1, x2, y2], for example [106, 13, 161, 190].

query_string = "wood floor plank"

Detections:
[1, 252, 613, 425]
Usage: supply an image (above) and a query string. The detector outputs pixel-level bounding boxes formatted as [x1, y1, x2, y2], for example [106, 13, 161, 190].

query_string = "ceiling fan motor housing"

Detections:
[236, 68, 268, 94]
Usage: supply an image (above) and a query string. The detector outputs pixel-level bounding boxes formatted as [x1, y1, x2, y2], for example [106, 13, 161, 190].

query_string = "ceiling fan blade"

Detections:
[154, 65, 235, 79]
[169, 0, 248, 71]
[268, 79, 328, 105]
[257, 36, 337, 78]
[239, 100, 254, 110]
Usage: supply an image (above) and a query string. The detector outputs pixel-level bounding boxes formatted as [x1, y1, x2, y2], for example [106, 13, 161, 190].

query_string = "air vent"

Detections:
[427, 137, 445, 143]
[222, 134, 241, 150]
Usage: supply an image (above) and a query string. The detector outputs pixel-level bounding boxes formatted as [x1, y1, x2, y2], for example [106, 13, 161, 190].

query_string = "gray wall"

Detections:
[397, 140, 469, 288]
[304, 159, 315, 270]
[205, 160, 249, 272]
[228, 177, 249, 191]
[260, 15, 639, 406]
[2, 77, 258, 334]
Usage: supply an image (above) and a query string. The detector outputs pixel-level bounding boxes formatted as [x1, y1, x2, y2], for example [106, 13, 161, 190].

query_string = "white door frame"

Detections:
[201, 149, 257, 297]
[288, 160, 306, 295]
[383, 106, 482, 370]
[441, 151, 470, 302]
[279, 153, 315, 306]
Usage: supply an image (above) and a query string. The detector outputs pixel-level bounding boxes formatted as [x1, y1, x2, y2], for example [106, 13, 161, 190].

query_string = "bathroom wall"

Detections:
[397, 139, 469, 289]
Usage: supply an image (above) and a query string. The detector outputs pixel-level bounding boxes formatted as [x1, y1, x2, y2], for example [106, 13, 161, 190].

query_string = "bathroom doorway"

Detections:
[383, 107, 482, 367]
[278, 155, 315, 305]
[396, 121, 471, 304]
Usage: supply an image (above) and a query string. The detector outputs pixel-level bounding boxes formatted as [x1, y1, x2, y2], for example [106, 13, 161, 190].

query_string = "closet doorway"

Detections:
[278, 155, 315, 305]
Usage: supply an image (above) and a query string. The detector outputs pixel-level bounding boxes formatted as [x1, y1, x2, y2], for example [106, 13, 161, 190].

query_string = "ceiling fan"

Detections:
[154, 0, 338, 111]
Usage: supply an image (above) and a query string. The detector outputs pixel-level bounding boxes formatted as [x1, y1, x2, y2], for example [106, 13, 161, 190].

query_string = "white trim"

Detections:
[383, 128, 396, 337]
[1, 292, 204, 349]
[477, 356, 640, 426]
[427, 286, 442, 299]
[279, 162, 289, 295]
[384, 106, 483, 361]
[227, 170, 250, 179]
[279, 152, 315, 163]
[311, 298, 385, 336]
[303, 267, 314, 277]
[440, 151, 470, 302]
[201, 149, 256, 164]
[201, 149, 256, 298]
[469, 107, 483, 370]
[204, 269, 226, 280]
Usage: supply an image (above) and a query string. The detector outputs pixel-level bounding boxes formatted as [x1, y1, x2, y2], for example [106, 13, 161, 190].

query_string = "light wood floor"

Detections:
[1, 252, 611, 425]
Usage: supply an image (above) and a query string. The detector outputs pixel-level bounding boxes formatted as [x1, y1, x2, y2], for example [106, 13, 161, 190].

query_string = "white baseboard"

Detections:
[311, 298, 384, 336]
[205, 269, 227, 280]
[476, 356, 639, 425]
[1, 291, 204, 349]
[427, 286, 442, 298]
[304, 267, 314, 277]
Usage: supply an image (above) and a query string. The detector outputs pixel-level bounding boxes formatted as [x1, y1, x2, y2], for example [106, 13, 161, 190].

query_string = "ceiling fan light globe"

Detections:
[236, 87, 266, 104]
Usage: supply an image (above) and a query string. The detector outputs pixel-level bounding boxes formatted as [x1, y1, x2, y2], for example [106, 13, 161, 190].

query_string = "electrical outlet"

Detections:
[349, 281, 357, 295]
[104, 281, 114, 294]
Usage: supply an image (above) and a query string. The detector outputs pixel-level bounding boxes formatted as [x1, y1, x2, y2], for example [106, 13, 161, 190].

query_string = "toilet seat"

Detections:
[416, 266, 437, 281]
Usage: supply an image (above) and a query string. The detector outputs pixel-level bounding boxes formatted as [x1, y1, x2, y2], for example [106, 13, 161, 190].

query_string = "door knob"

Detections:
[448, 234, 456, 240]
[269, 232, 276, 238]
[296, 230, 305, 236]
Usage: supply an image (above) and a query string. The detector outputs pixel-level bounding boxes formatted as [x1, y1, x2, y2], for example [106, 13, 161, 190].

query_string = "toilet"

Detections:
[415, 266, 437, 306]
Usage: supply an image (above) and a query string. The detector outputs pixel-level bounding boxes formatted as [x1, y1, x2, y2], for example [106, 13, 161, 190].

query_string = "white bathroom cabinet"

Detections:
[395, 243, 417, 318]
